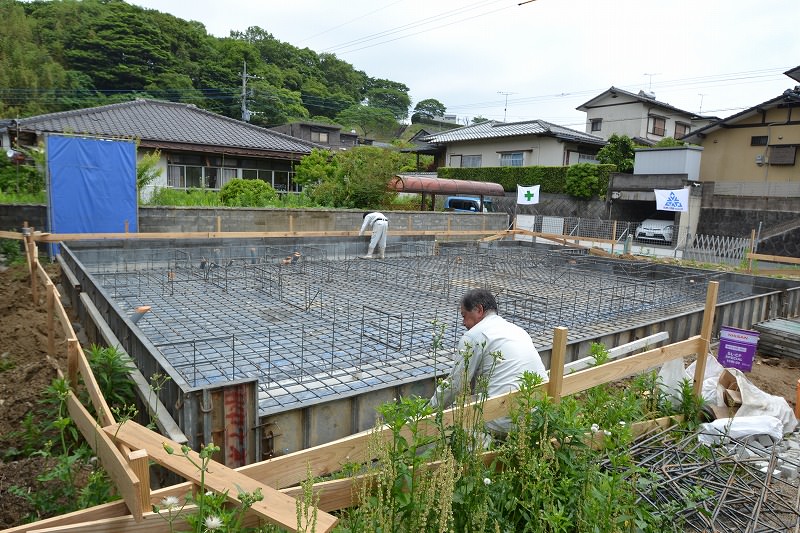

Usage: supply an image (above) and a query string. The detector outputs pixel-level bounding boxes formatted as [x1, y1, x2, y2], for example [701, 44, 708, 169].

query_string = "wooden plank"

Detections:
[560, 337, 703, 398]
[127, 450, 150, 517]
[693, 281, 719, 396]
[32, 229, 507, 242]
[66, 392, 143, 521]
[67, 339, 79, 391]
[747, 252, 800, 266]
[76, 342, 116, 427]
[104, 421, 338, 532]
[0, 230, 24, 239]
[547, 327, 567, 402]
[46, 283, 55, 356]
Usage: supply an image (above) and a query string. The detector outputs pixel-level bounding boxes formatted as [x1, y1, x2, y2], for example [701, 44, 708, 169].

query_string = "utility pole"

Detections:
[497, 91, 515, 122]
[240, 61, 260, 122]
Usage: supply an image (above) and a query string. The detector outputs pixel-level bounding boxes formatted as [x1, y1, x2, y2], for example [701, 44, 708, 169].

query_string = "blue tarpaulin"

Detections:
[47, 135, 137, 254]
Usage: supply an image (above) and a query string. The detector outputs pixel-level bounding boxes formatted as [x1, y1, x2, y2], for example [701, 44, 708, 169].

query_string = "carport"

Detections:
[390, 174, 505, 211]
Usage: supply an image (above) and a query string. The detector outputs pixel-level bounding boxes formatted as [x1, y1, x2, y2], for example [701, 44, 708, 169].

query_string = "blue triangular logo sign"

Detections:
[663, 192, 683, 210]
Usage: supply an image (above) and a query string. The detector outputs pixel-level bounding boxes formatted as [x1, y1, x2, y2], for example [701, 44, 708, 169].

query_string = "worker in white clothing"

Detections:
[358, 211, 389, 259]
[429, 288, 547, 436]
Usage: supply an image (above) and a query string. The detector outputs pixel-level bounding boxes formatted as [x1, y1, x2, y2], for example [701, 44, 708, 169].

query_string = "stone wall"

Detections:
[0, 204, 47, 232]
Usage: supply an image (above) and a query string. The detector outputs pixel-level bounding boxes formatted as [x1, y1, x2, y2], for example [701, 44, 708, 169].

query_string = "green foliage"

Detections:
[411, 98, 446, 121]
[1, 238, 25, 265]
[336, 105, 398, 139]
[85, 344, 136, 409]
[438, 164, 615, 195]
[564, 162, 607, 199]
[654, 136, 686, 147]
[299, 146, 401, 209]
[136, 148, 162, 201]
[218, 178, 278, 207]
[145, 187, 223, 206]
[596, 134, 639, 173]
[2, 4, 407, 124]
[0, 146, 45, 196]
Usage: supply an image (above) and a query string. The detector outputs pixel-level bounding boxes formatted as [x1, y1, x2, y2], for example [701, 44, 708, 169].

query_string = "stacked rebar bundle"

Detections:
[606, 426, 800, 532]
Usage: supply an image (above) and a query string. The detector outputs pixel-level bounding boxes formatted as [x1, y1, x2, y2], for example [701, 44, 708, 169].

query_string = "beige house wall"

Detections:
[697, 106, 800, 183]
[583, 94, 697, 142]
[444, 137, 593, 167]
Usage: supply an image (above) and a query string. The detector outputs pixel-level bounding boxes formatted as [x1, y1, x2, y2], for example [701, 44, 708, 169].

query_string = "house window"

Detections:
[674, 122, 690, 139]
[499, 152, 524, 167]
[311, 131, 329, 143]
[449, 154, 462, 167]
[768, 145, 797, 165]
[590, 118, 602, 132]
[648, 116, 666, 137]
[462, 155, 482, 167]
[751, 136, 768, 146]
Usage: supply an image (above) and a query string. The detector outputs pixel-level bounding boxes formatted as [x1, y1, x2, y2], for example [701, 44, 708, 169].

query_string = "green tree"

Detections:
[596, 134, 638, 173]
[411, 98, 446, 122]
[300, 146, 400, 208]
[564, 163, 604, 199]
[219, 178, 278, 207]
[136, 148, 162, 202]
[336, 105, 397, 139]
[471, 116, 489, 124]
[367, 88, 410, 120]
[654, 136, 685, 147]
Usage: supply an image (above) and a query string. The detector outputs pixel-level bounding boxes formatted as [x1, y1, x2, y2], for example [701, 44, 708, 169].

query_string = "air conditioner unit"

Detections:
[755, 154, 765, 165]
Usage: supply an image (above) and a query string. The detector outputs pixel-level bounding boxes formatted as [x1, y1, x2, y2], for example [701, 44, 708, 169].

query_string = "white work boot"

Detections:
[379, 252, 385, 259]
[361, 254, 373, 259]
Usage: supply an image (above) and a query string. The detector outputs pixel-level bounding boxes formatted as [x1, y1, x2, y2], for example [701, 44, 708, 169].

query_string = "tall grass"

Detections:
[0, 190, 47, 204]
[145, 187, 223, 206]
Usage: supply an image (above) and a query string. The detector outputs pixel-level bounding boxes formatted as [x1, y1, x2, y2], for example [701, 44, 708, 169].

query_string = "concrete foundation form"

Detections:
[59, 237, 800, 463]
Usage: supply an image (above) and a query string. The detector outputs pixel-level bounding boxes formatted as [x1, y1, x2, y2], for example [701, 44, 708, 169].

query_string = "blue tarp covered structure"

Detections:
[47, 135, 137, 254]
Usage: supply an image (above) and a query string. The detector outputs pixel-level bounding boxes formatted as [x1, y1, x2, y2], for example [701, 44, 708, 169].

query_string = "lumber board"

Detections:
[66, 392, 143, 521]
[104, 421, 338, 532]
[548, 327, 567, 402]
[32, 229, 505, 242]
[693, 281, 718, 395]
[0, 230, 24, 239]
[747, 252, 800, 266]
[560, 337, 703, 397]
[76, 342, 116, 427]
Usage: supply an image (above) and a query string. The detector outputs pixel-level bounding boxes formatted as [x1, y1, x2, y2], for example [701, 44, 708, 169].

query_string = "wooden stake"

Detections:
[47, 283, 55, 356]
[611, 220, 617, 255]
[124, 219, 129, 234]
[127, 449, 150, 519]
[30, 240, 38, 304]
[693, 281, 719, 396]
[749, 228, 756, 272]
[216, 215, 221, 233]
[548, 327, 568, 403]
[67, 338, 79, 391]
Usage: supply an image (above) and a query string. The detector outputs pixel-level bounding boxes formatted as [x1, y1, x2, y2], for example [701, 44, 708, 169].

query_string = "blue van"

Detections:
[444, 196, 492, 212]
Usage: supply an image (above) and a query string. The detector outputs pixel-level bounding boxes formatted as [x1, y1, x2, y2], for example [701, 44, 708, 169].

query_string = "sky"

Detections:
[132, 0, 800, 129]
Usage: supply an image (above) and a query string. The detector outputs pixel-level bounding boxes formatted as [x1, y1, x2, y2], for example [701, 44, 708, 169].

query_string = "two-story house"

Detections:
[268, 121, 359, 151]
[577, 87, 715, 145]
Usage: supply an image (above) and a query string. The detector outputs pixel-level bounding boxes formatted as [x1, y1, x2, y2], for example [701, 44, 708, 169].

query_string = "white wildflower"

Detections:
[590, 423, 600, 433]
[603, 430, 611, 436]
[483, 477, 491, 486]
[204, 515, 223, 530]
[160, 496, 180, 509]
[619, 420, 626, 426]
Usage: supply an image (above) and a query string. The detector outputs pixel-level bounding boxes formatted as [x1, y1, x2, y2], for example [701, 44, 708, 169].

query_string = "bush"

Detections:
[218, 179, 278, 207]
[564, 163, 606, 199]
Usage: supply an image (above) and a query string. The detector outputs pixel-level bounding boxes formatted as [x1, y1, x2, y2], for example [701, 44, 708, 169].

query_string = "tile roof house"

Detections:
[268, 120, 359, 151]
[7, 99, 321, 197]
[422, 119, 606, 168]
[681, 86, 800, 191]
[576, 87, 717, 145]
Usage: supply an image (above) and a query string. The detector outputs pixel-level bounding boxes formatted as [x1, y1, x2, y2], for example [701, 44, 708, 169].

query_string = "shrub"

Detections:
[218, 178, 278, 207]
[564, 163, 606, 199]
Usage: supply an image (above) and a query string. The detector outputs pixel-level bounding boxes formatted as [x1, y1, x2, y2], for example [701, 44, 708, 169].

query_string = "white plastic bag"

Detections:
[698, 415, 784, 445]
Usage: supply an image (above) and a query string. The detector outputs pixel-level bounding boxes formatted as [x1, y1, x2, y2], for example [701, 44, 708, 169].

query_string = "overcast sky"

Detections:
[132, 0, 800, 129]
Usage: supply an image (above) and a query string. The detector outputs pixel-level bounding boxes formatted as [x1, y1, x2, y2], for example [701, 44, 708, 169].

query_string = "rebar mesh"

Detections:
[74, 242, 748, 416]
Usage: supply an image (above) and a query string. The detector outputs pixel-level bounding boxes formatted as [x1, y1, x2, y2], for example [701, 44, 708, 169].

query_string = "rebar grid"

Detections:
[604, 426, 800, 532]
[73, 243, 751, 415]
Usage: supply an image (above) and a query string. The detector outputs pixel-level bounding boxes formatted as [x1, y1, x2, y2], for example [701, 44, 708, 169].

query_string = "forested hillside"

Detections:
[0, 0, 414, 134]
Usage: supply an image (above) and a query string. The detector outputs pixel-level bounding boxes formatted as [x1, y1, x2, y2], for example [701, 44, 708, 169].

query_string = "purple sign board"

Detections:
[718, 326, 759, 372]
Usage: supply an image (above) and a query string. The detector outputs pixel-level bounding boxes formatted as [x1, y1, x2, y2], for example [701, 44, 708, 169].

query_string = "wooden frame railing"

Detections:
[3, 228, 718, 533]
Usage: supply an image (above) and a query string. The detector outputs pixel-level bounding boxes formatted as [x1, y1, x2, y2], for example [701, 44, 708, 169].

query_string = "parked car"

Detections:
[635, 218, 674, 244]
[444, 196, 492, 212]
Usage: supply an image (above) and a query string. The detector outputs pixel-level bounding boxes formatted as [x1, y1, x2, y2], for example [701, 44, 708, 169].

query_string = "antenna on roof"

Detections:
[497, 91, 515, 122]
[698, 93, 707, 114]
[643, 72, 660, 91]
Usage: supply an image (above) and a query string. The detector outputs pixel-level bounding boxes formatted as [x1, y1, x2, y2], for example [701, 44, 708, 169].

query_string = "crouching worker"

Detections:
[429, 288, 546, 439]
[359, 211, 388, 259]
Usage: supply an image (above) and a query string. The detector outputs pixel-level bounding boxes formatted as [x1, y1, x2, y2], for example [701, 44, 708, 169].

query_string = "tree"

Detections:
[471, 116, 489, 124]
[654, 137, 685, 147]
[298, 146, 401, 208]
[336, 105, 397, 139]
[136, 148, 162, 202]
[596, 134, 638, 173]
[412, 99, 446, 121]
[366, 88, 410, 120]
[564, 163, 604, 199]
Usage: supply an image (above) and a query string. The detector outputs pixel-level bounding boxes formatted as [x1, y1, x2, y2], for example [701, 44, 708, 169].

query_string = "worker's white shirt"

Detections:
[430, 312, 546, 432]
[359, 212, 387, 235]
